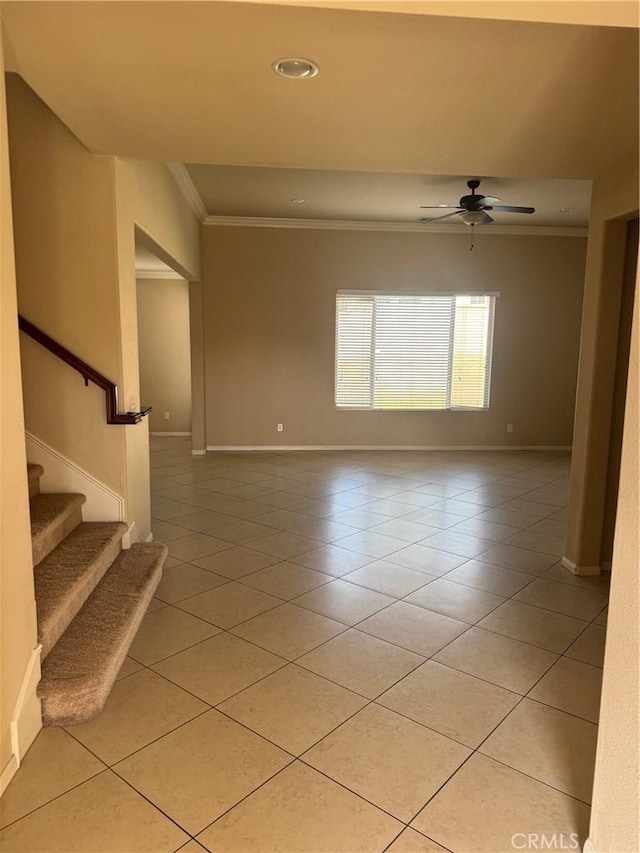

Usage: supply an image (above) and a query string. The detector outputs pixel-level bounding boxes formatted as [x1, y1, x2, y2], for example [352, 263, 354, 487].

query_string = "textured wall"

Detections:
[137, 278, 192, 435]
[202, 226, 586, 448]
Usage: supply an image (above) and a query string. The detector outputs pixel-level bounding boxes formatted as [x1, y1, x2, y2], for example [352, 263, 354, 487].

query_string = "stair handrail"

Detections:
[18, 315, 151, 425]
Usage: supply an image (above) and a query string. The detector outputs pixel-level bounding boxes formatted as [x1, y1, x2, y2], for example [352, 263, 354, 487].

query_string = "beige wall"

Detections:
[566, 159, 640, 572]
[6, 74, 202, 545]
[189, 280, 207, 454]
[1, 73, 201, 778]
[114, 159, 201, 541]
[588, 255, 639, 852]
[202, 226, 586, 448]
[0, 40, 40, 779]
[599, 218, 638, 566]
[137, 278, 192, 434]
[562, 160, 640, 850]
[6, 74, 127, 497]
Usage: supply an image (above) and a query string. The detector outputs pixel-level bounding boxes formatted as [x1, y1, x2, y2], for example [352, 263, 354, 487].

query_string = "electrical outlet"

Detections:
[506, 423, 514, 433]
[276, 423, 284, 432]
[164, 412, 170, 420]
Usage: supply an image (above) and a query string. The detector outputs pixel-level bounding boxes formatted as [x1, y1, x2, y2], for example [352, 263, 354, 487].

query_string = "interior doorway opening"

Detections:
[135, 223, 198, 450]
[135, 240, 192, 440]
[133, 225, 206, 458]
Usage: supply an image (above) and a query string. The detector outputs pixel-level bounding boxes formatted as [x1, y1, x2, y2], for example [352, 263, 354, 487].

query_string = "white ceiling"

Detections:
[3, 1, 635, 229]
[186, 165, 591, 226]
[3, 1, 637, 181]
[224, 0, 640, 29]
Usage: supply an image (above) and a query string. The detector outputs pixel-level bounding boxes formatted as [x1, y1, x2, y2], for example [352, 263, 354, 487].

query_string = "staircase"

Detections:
[28, 463, 166, 726]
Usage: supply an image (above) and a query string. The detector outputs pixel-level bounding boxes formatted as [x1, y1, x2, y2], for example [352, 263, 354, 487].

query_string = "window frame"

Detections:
[334, 289, 498, 412]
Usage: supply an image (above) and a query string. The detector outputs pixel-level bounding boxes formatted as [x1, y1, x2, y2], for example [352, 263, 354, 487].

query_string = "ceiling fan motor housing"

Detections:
[461, 179, 486, 209]
[460, 193, 488, 210]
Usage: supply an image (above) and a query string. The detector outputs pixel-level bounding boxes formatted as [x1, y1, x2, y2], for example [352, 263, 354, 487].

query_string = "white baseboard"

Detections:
[122, 523, 154, 547]
[150, 431, 192, 437]
[1, 645, 43, 796]
[121, 521, 138, 550]
[561, 556, 603, 576]
[207, 444, 572, 452]
[0, 755, 19, 798]
[191, 449, 206, 456]
[26, 433, 124, 523]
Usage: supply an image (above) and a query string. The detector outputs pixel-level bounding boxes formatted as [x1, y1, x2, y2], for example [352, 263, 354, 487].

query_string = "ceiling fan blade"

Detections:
[419, 205, 461, 210]
[485, 205, 535, 214]
[419, 210, 463, 223]
[478, 195, 501, 206]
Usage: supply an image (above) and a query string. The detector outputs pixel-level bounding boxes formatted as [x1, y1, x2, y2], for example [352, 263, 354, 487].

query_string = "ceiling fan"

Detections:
[419, 179, 535, 225]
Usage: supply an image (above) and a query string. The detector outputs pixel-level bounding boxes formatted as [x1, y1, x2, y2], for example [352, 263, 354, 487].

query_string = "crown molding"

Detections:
[166, 162, 208, 222]
[135, 268, 185, 280]
[163, 164, 589, 237]
[203, 215, 588, 237]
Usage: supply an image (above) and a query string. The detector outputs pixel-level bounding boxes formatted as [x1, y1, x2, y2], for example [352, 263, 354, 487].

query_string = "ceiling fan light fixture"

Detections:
[272, 58, 319, 79]
[461, 210, 491, 226]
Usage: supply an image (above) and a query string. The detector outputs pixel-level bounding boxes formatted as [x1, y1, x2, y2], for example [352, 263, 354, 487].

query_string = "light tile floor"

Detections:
[1, 437, 610, 853]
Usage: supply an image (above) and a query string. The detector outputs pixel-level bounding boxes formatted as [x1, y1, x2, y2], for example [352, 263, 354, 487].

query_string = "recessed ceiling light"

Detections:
[290, 198, 306, 204]
[272, 58, 319, 79]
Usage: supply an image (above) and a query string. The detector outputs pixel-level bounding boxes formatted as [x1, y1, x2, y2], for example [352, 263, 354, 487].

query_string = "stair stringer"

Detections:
[25, 432, 125, 524]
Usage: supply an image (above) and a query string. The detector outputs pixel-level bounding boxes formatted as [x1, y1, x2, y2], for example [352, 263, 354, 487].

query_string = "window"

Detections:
[335, 291, 496, 410]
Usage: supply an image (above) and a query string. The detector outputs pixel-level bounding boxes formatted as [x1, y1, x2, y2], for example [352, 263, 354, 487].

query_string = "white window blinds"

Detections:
[335, 292, 496, 410]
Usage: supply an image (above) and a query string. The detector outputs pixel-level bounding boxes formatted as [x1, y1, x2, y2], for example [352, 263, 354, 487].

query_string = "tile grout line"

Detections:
[8, 445, 594, 848]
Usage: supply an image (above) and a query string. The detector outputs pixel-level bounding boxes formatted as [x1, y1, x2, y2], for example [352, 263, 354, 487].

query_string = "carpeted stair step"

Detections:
[35, 521, 128, 660]
[27, 463, 44, 499]
[39, 542, 167, 726]
[30, 493, 86, 567]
